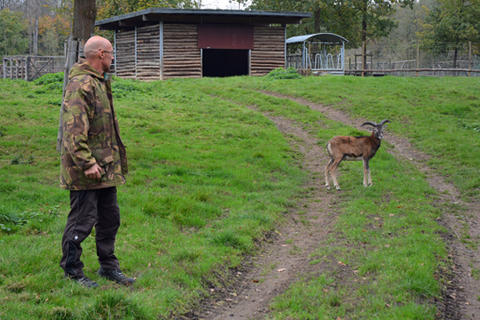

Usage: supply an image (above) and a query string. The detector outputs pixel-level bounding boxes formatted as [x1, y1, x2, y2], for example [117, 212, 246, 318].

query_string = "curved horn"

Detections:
[379, 119, 390, 126]
[361, 121, 377, 127]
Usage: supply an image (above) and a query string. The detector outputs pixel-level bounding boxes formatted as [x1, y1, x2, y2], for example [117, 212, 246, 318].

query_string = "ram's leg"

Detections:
[363, 159, 371, 187]
[325, 159, 333, 189]
[331, 160, 342, 190]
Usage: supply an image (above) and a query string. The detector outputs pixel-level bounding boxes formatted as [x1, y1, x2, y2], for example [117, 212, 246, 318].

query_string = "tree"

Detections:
[345, 0, 414, 74]
[38, 14, 71, 55]
[244, 0, 414, 73]
[72, 0, 96, 41]
[421, 0, 480, 68]
[97, 0, 199, 19]
[0, 8, 29, 58]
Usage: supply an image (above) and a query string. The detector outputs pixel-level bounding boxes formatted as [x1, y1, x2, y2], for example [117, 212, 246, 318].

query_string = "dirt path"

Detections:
[193, 104, 341, 320]
[261, 91, 480, 320]
[193, 91, 479, 320]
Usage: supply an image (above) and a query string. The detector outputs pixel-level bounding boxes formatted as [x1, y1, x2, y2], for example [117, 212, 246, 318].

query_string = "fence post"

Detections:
[468, 41, 472, 77]
[25, 57, 29, 81]
[2, 59, 5, 79]
[362, 40, 366, 77]
[416, 42, 420, 77]
[58, 37, 80, 152]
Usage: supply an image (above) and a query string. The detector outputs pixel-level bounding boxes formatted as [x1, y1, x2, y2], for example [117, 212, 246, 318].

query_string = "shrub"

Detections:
[265, 67, 302, 80]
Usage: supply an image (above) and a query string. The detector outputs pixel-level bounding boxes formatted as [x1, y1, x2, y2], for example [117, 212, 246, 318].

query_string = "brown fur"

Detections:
[325, 132, 382, 190]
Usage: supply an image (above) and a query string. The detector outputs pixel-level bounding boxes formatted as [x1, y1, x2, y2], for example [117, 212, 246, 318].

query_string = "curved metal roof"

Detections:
[286, 33, 348, 44]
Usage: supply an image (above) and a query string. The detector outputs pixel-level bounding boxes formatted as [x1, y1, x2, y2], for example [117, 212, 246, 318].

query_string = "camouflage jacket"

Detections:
[60, 62, 127, 190]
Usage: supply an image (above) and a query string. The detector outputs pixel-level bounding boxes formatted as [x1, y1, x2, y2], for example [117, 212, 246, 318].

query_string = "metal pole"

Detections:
[134, 26, 138, 80]
[159, 22, 163, 80]
[283, 24, 287, 68]
[248, 49, 251, 75]
[113, 30, 117, 76]
[302, 42, 305, 69]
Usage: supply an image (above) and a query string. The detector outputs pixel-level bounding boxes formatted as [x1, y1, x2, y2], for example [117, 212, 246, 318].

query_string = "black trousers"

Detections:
[60, 187, 120, 278]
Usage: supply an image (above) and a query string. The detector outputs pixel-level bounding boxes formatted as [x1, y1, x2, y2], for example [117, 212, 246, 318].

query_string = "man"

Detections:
[59, 35, 134, 288]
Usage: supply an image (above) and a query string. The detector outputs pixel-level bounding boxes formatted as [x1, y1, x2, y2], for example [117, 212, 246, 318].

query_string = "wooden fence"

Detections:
[2, 56, 65, 81]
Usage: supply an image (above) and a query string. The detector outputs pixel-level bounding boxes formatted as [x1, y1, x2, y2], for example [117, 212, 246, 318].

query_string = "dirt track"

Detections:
[194, 92, 480, 320]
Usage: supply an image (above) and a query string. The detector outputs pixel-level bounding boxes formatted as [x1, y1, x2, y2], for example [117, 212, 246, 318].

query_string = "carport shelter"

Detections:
[95, 8, 310, 80]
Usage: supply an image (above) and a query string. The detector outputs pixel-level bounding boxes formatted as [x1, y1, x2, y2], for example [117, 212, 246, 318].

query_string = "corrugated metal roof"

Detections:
[96, 8, 311, 29]
[286, 33, 348, 44]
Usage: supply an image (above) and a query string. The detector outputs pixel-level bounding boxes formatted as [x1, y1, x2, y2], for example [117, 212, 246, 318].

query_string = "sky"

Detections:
[199, 0, 252, 9]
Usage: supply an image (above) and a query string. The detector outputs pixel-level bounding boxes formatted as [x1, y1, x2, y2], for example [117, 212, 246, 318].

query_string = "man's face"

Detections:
[100, 44, 114, 72]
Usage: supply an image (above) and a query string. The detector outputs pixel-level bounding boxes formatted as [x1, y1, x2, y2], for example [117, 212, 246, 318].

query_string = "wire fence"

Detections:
[345, 41, 480, 76]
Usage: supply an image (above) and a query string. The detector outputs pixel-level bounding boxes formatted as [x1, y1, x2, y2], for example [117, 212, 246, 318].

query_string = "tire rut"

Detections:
[195, 104, 341, 320]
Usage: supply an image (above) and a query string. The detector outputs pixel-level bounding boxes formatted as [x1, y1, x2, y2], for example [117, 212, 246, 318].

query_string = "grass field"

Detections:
[0, 73, 478, 319]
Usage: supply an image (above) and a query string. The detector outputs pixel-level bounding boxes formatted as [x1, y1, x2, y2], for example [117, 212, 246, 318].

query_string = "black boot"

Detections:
[66, 275, 99, 288]
[98, 267, 135, 286]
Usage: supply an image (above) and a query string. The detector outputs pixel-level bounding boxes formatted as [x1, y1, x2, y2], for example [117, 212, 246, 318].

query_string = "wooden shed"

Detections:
[95, 8, 310, 80]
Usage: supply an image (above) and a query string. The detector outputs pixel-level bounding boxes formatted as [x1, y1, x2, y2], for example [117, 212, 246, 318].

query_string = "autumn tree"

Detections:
[38, 14, 71, 55]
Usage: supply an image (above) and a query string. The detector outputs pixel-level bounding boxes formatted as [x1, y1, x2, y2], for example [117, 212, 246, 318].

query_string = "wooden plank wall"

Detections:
[251, 25, 285, 76]
[163, 24, 202, 79]
[116, 29, 136, 79]
[137, 25, 160, 80]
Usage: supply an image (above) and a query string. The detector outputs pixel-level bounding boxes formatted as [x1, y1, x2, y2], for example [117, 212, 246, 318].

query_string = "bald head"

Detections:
[84, 36, 112, 59]
[83, 35, 114, 74]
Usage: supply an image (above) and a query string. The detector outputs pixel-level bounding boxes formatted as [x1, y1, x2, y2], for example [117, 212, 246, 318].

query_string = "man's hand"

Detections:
[84, 163, 104, 180]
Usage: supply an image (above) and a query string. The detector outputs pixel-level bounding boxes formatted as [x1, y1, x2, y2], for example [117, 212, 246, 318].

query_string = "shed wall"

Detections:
[114, 23, 285, 80]
[137, 25, 160, 80]
[163, 24, 202, 79]
[116, 29, 136, 78]
[251, 25, 285, 76]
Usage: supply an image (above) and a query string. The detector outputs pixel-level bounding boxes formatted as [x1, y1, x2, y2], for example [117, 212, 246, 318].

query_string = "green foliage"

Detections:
[33, 72, 64, 86]
[265, 67, 302, 80]
[421, 0, 480, 59]
[248, 0, 413, 48]
[0, 8, 29, 58]
[85, 292, 148, 320]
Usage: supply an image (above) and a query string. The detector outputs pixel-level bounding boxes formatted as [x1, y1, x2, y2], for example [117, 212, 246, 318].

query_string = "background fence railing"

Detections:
[345, 41, 480, 76]
[2, 56, 65, 81]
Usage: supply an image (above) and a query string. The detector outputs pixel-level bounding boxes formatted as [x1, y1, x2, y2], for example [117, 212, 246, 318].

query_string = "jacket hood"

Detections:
[69, 61, 104, 81]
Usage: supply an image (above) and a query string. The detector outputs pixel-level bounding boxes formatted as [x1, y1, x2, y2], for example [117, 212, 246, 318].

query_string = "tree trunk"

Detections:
[58, 0, 97, 153]
[33, 18, 38, 56]
[314, 8, 321, 33]
[361, 1, 367, 76]
[72, 0, 96, 41]
[453, 46, 458, 69]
